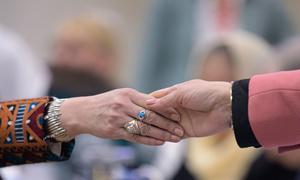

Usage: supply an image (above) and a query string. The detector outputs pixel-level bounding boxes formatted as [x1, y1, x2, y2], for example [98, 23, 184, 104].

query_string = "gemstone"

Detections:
[138, 111, 146, 119]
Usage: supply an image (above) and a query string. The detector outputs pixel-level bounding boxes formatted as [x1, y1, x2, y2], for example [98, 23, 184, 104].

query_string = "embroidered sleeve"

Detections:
[0, 97, 74, 167]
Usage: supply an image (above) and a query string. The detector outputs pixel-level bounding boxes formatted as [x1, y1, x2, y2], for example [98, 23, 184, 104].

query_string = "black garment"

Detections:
[173, 164, 196, 180]
[48, 66, 114, 98]
[243, 152, 298, 180]
[232, 79, 261, 148]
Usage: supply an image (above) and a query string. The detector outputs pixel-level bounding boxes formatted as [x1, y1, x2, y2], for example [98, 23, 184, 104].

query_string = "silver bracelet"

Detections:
[44, 97, 73, 142]
[229, 81, 233, 128]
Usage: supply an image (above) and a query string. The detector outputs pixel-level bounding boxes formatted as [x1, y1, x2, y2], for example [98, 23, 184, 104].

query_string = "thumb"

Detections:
[150, 86, 176, 98]
[146, 90, 180, 122]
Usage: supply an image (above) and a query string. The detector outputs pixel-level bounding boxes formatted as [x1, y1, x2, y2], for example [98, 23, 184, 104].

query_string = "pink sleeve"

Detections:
[249, 70, 300, 150]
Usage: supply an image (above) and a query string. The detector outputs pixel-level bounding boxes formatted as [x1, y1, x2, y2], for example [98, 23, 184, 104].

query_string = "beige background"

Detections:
[0, 0, 152, 83]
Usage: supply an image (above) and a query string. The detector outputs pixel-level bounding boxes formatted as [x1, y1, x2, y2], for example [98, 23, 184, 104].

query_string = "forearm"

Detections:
[249, 70, 300, 149]
[232, 70, 300, 150]
[0, 97, 74, 167]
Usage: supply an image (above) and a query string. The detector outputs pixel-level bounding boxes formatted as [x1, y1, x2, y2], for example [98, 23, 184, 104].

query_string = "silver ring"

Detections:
[124, 120, 141, 135]
[137, 109, 147, 121]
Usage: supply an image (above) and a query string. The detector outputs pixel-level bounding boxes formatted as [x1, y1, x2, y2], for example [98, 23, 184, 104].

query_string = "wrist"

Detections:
[60, 97, 89, 138]
[223, 82, 233, 128]
[214, 81, 233, 129]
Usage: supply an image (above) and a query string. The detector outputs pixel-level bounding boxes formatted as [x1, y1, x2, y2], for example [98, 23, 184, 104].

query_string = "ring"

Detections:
[137, 109, 147, 121]
[124, 120, 141, 135]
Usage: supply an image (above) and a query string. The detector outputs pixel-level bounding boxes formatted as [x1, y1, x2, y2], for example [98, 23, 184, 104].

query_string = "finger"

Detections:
[127, 106, 184, 137]
[146, 92, 181, 122]
[128, 90, 151, 108]
[129, 90, 180, 122]
[120, 130, 165, 146]
[137, 121, 181, 142]
[121, 114, 181, 142]
[150, 86, 177, 98]
[144, 110, 184, 137]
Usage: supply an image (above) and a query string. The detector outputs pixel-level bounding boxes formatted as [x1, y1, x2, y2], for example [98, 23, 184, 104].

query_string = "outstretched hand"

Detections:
[60, 88, 184, 146]
[147, 80, 232, 138]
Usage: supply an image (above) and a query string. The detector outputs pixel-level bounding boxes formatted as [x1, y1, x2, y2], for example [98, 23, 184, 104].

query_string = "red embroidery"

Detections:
[0, 97, 49, 152]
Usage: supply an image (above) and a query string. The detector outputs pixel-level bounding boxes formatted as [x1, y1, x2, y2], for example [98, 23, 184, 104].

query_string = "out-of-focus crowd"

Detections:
[1, 0, 300, 180]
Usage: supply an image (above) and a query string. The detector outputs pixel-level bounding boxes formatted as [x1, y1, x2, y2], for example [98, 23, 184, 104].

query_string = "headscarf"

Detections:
[189, 30, 277, 80]
[187, 31, 278, 180]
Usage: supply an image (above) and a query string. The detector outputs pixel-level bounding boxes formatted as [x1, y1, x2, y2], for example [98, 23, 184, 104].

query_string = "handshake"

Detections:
[60, 79, 232, 145]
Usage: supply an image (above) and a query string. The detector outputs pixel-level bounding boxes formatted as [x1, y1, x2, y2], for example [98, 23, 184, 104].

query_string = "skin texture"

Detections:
[59, 88, 184, 146]
[147, 80, 232, 138]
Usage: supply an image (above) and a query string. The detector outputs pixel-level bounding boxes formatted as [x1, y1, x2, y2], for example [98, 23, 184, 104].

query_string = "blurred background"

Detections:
[1, 0, 300, 179]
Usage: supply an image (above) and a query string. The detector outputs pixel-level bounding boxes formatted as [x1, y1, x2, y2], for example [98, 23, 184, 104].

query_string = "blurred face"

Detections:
[200, 51, 235, 82]
[53, 33, 116, 80]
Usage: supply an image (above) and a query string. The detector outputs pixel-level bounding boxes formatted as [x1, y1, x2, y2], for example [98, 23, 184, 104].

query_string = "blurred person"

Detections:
[136, 1, 292, 178]
[49, 14, 121, 180]
[49, 13, 121, 99]
[48, 14, 182, 180]
[132, 31, 277, 180]
[0, 22, 184, 179]
[184, 31, 276, 180]
[51, 14, 120, 84]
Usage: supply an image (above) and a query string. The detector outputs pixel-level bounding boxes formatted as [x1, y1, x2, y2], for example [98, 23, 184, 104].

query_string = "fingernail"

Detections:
[170, 113, 180, 121]
[174, 128, 184, 137]
[146, 98, 157, 105]
[171, 135, 181, 142]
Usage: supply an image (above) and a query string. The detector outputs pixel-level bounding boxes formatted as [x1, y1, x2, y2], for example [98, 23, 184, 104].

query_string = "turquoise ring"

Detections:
[138, 110, 146, 121]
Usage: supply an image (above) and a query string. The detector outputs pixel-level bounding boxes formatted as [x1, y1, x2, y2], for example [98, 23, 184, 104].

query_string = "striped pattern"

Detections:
[15, 105, 26, 143]
[0, 97, 75, 167]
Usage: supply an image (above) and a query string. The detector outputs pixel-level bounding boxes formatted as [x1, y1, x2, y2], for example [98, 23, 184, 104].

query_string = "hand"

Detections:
[147, 80, 232, 138]
[60, 88, 184, 146]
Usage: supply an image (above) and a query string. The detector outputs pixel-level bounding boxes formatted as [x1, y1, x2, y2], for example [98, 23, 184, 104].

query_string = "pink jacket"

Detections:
[249, 70, 300, 151]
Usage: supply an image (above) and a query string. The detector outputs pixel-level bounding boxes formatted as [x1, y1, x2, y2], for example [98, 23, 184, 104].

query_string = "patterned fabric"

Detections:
[0, 97, 74, 167]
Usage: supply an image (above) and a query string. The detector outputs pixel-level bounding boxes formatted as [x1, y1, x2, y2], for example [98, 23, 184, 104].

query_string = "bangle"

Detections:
[229, 81, 234, 128]
[44, 97, 73, 142]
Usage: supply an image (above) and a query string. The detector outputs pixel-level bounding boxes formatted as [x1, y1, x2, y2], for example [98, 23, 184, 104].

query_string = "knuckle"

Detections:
[140, 124, 151, 135]
[107, 113, 120, 126]
[119, 88, 136, 96]
[145, 111, 156, 124]
[111, 98, 126, 110]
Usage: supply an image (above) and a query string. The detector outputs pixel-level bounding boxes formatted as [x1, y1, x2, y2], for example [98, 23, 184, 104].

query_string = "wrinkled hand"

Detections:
[147, 80, 232, 138]
[60, 88, 184, 146]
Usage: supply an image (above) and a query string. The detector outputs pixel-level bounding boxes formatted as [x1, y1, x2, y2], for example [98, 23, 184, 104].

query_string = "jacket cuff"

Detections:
[0, 97, 74, 167]
[232, 80, 261, 148]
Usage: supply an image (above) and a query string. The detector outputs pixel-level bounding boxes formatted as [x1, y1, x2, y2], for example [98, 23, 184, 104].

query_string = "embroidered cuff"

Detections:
[0, 97, 74, 167]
